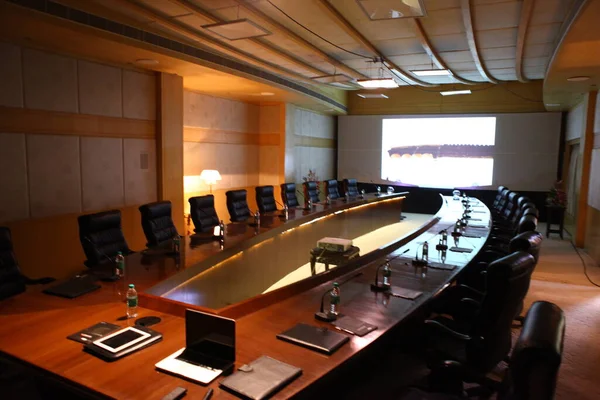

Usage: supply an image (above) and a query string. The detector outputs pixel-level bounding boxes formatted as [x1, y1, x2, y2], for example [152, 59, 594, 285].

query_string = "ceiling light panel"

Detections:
[356, 0, 426, 20]
[440, 90, 472, 96]
[357, 78, 399, 88]
[203, 19, 271, 41]
[357, 93, 389, 98]
[410, 69, 451, 77]
[312, 74, 354, 83]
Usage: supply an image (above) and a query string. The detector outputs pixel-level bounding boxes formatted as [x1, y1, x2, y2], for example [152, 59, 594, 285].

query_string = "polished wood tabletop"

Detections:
[0, 195, 490, 400]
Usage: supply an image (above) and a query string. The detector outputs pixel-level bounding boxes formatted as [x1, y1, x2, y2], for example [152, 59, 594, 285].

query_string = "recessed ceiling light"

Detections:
[135, 59, 159, 65]
[567, 76, 590, 82]
[410, 69, 451, 77]
[357, 93, 389, 99]
[356, 78, 399, 89]
[356, 0, 426, 20]
[203, 19, 271, 41]
[440, 89, 472, 96]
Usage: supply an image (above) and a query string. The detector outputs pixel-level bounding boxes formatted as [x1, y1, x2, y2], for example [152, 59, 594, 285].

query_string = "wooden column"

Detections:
[575, 90, 597, 247]
[157, 73, 185, 233]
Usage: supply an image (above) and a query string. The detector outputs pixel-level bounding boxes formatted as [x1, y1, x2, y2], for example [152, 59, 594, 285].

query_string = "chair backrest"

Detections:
[500, 301, 565, 400]
[226, 190, 251, 222]
[466, 251, 536, 372]
[189, 195, 220, 233]
[0, 227, 26, 300]
[510, 202, 537, 226]
[255, 185, 277, 213]
[502, 192, 521, 221]
[78, 210, 130, 267]
[493, 186, 508, 209]
[509, 231, 543, 263]
[343, 179, 359, 197]
[280, 183, 299, 208]
[495, 188, 511, 213]
[303, 181, 320, 203]
[515, 214, 538, 235]
[139, 201, 179, 247]
[325, 179, 340, 199]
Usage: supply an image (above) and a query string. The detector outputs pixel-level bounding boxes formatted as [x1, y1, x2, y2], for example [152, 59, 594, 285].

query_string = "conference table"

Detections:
[0, 193, 491, 399]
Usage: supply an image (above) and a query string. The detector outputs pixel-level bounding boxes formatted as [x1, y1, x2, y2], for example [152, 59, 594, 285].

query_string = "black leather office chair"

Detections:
[226, 190, 251, 222]
[78, 210, 132, 267]
[280, 183, 299, 208]
[303, 181, 320, 203]
[492, 186, 508, 210]
[400, 300, 565, 399]
[139, 201, 179, 248]
[425, 251, 536, 379]
[189, 195, 220, 233]
[324, 179, 341, 200]
[343, 179, 359, 197]
[487, 214, 538, 250]
[0, 227, 55, 301]
[255, 185, 277, 213]
[493, 188, 512, 216]
[0, 227, 26, 301]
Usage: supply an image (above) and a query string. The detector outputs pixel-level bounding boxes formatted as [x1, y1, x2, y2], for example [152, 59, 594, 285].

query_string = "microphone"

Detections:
[315, 272, 362, 322]
[371, 249, 409, 292]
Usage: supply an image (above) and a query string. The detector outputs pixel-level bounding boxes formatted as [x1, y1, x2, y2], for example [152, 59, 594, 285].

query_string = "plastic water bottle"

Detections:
[329, 282, 340, 315]
[345, 192, 350, 202]
[115, 252, 125, 278]
[326, 195, 331, 205]
[422, 241, 429, 262]
[255, 210, 260, 226]
[126, 284, 138, 318]
[382, 262, 392, 287]
[283, 204, 289, 220]
[172, 235, 181, 254]
[219, 220, 225, 238]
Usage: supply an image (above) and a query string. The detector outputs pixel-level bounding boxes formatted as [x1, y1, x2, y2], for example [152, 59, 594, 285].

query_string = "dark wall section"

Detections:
[355, 183, 549, 222]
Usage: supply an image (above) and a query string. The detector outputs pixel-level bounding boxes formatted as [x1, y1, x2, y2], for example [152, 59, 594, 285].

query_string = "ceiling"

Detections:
[2, 0, 590, 111]
[544, 0, 600, 109]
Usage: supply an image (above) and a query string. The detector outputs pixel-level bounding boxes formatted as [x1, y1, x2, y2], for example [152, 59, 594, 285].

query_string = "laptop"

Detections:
[43, 275, 100, 299]
[156, 309, 235, 385]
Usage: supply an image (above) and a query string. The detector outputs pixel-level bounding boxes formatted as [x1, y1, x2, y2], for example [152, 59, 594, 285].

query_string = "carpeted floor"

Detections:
[522, 225, 600, 400]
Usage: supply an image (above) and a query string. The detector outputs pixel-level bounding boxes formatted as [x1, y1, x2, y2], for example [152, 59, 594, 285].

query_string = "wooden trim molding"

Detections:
[184, 127, 280, 146]
[460, 0, 499, 84]
[293, 135, 336, 149]
[576, 91, 597, 247]
[515, 0, 534, 82]
[0, 106, 155, 138]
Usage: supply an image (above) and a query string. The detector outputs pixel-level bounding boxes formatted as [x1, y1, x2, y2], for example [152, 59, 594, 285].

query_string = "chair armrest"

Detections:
[458, 284, 484, 297]
[424, 319, 472, 341]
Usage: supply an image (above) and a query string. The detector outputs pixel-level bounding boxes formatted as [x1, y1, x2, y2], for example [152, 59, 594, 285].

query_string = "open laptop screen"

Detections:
[185, 309, 235, 364]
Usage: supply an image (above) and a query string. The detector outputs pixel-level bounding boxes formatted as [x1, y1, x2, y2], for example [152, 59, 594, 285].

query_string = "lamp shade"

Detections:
[200, 169, 222, 185]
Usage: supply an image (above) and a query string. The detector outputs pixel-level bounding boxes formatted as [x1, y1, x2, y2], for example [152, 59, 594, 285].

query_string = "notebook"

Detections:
[389, 286, 422, 300]
[276, 323, 349, 355]
[43, 275, 101, 299]
[220, 356, 302, 400]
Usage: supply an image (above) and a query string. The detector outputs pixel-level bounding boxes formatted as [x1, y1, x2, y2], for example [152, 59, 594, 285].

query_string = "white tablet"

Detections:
[93, 326, 151, 353]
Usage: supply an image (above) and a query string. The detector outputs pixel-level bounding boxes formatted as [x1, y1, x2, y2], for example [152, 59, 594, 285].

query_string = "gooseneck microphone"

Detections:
[371, 249, 410, 292]
[315, 272, 362, 322]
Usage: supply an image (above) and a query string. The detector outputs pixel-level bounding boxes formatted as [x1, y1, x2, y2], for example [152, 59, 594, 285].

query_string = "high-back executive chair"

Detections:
[189, 195, 220, 233]
[324, 179, 341, 200]
[255, 186, 277, 213]
[303, 181, 320, 204]
[343, 179, 360, 197]
[78, 210, 132, 267]
[425, 251, 536, 379]
[280, 183, 300, 208]
[139, 201, 179, 248]
[0, 227, 55, 300]
[226, 189, 252, 222]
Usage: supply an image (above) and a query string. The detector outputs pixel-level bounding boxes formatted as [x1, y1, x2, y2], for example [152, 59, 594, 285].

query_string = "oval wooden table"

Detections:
[0, 194, 491, 400]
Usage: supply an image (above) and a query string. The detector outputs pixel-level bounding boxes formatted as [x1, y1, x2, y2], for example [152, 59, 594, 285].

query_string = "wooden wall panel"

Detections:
[158, 73, 185, 233]
[0, 133, 28, 222]
[0, 41, 23, 108]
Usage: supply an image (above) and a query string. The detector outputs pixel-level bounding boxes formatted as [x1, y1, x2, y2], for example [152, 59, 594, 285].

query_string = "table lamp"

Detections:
[200, 169, 222, 193]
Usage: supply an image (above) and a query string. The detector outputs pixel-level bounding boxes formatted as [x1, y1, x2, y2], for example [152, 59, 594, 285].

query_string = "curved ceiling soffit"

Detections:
[460, 0, 499, 84]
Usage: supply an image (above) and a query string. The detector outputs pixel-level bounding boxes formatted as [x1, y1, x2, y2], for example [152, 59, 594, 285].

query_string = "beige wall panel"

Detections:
[27, 134, 81, 218]
[184, 91, 259, 132]
[0, 42, 23, 108]
[81, 137, 124, 211]
[259, 105, 282, 134]
[0, 133, 28, 222]
[123, 70, 156, 121]
[78, 60, 122, 118]
[566, 101, 585, 141]
[124, 138, 157, 206]
[259, 146, 280, 187]
[23, 48, 78, 113]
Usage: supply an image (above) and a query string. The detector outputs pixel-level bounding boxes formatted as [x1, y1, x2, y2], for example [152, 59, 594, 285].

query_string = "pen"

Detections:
[202, 388, 213, 400]
[335, 326, 354, 335]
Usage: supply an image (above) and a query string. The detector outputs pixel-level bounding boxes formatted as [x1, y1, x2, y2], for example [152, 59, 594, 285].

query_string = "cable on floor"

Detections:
[568, 239, 600, 288]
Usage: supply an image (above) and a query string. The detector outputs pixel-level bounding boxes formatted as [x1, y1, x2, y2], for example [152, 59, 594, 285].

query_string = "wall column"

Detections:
[157, 73, 185, 233]
[575, 90, 597, 247]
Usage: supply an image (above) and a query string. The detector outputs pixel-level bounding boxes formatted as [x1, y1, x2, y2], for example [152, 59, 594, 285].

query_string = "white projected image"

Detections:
[381, 117, 496, 188]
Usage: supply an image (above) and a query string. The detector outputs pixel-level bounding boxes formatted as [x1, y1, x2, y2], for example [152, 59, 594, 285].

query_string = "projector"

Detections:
[317, 237, 353, 252]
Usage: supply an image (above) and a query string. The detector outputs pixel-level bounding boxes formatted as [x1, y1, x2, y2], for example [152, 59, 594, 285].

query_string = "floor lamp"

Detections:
[200, 169, 222, 194]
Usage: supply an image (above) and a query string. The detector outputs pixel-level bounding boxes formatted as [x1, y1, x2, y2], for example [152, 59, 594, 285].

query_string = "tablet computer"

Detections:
[93, 326, 151, 353]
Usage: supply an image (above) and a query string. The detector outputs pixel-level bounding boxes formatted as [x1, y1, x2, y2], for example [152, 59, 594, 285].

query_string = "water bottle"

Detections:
[452, 189, 461, 200]
[126, 284, 138, 318]
[326, 195, 331, 205]
[422, 241, 429, 262]
[376, 186, 381, 196]
[115, 252, 125, 278]
[283, 204, 289, 220]
[360, 189, 365, 198]
[255, 210, 260, 227]
[345, 192, 350, 202]
[382, 262, 391, 287]
[219, 220, 225, 237]
[308, 198, 313, 209]
[329, 282, 340, 315]
[442, 230, 448, 245]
